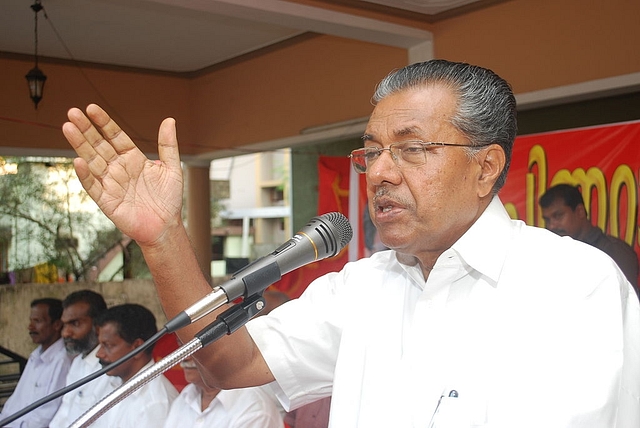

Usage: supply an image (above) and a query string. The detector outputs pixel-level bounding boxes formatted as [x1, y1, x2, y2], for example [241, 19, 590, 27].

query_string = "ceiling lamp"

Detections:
[25, 0, 47, 109]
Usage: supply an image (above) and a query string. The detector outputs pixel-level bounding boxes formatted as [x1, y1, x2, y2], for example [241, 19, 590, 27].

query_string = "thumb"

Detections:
[157, 117, 181, 169]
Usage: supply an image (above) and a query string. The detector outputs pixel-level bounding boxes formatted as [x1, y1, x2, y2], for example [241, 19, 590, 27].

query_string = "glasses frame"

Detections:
[348, 140, 490, 174]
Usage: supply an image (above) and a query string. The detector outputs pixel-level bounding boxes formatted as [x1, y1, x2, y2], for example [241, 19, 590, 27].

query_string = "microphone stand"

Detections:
[69, 293, 266, 428]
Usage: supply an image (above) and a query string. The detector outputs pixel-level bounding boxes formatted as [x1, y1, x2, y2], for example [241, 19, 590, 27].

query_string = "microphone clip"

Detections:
[196, 293, 266, 347]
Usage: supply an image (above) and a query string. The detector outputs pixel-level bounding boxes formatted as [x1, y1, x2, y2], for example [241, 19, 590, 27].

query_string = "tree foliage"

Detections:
[0, 156, 132, 281]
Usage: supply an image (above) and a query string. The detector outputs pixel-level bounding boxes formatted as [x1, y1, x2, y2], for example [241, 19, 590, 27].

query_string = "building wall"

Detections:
[3, 0, 636, 159]
[210, 154, 258, 210]
[432, 0, 640, 95]
[0, 56, 194, 154]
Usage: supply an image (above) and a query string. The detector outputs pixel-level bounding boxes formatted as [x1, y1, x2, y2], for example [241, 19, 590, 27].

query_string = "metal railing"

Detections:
[0, 345, 27, 410]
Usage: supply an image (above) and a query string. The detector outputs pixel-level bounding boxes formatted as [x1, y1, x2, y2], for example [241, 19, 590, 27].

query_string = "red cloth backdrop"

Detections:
[501, 120, 640, 283]
[273, 156, 366, 298]
[151, 332, 187, 391]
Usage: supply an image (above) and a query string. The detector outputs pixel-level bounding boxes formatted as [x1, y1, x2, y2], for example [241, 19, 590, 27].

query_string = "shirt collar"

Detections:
[38, 336, 66, 363]
[450, 195, 513, 285]
[31, 338, 66, 363]
[582, 224, 605, 246]
[214, 388, 235, 411]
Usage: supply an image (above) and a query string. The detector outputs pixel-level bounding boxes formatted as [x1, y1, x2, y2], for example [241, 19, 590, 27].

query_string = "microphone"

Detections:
[164, 212, 353, 332]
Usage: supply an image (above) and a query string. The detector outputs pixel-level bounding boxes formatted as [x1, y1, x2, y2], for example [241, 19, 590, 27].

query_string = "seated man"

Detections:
[0, 298, 72, 427]
[92, 304, 177, 428]
[540, 183, 639, 292]
[49, 289, 120, 428]
[163, 355, 284, 428]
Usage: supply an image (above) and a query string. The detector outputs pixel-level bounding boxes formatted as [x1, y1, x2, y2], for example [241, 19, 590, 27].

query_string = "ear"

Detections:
[53, 319, 63, 333]
[477, 144, 506, 198]
[576, 203, 589, 219]
[131, 338, 146, 359]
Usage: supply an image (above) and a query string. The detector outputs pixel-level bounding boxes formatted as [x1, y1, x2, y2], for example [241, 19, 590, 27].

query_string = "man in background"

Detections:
[92, 303, 177, 428]
[164, 354, 283, 428]
[49, 289, 120, 428]
[0, 298, 72, 427]
[540, 183, 639, 293]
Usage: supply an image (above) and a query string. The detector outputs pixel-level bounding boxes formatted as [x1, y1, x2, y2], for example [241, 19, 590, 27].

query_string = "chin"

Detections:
[377, 230, 406, 248]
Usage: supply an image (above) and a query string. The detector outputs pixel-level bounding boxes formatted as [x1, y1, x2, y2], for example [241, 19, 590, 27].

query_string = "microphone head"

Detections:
[304, 212, 353, 259]
[264, 211, 354, 278]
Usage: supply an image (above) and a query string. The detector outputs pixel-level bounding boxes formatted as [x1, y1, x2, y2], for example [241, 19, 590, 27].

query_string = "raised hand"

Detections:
[62, 104, 184, 246]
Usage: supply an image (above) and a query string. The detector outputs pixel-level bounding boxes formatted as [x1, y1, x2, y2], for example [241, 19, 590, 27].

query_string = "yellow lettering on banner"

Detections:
[504, 202, 518, 220]
[527, 145, 547, 226]
[610, 165, 637, 245]
[522, 145, 639, 247]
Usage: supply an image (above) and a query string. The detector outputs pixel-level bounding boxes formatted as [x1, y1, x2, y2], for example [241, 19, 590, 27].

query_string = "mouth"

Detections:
[180, 360, 198, 369]
[373, 195, 402, 215]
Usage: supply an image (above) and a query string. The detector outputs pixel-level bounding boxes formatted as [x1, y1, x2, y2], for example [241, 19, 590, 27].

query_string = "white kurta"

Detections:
[247, 196, 640, 427]
[91, 360, 178, 428]
[0, 338, 72, 428]
[49, 345, 121, 428]
[163, 383, 284, 428]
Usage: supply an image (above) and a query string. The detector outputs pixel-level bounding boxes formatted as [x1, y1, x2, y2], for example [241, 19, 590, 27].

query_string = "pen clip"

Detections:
[428, 389, 459, 428]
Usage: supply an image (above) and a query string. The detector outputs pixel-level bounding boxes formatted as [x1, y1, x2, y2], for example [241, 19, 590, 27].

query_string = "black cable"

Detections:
[0, 327, 168, 427]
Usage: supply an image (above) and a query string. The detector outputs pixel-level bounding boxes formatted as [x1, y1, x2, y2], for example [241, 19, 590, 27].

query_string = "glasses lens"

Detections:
[350, 150, 368, 173]
[394, 141, 427, 167]
[350, 148, 380, 174]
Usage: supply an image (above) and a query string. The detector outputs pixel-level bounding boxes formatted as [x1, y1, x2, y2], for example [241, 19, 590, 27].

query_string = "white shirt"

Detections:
[0, 338, 72, 428]
[92, 360, 178, 428]
[49, 346, 121, 428]
[163, 383, 284, 428]
[247, 196, 640, 428]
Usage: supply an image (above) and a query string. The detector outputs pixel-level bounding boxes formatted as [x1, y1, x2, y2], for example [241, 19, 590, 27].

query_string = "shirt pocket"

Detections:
[429, 391, 487, 428]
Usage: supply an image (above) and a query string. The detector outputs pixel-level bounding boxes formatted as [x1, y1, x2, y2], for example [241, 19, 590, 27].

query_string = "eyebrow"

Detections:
[395, 126, 422, 138]
[63, 315, 88, 324]
[361, 127, 422, 143]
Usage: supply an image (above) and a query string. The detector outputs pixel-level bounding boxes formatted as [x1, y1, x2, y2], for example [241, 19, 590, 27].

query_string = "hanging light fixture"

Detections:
[25, 0, 47, 109]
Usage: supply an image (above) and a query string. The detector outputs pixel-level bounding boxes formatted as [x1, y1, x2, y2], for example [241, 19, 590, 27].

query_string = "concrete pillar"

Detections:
[185, 162, 212, 283]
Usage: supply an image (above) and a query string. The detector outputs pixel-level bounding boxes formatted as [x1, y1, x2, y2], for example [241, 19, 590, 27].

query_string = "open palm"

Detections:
[63, 104, 184, 246]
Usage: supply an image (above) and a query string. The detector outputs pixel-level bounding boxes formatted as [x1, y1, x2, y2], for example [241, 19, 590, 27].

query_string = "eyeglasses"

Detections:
[348, 140, 489, 174]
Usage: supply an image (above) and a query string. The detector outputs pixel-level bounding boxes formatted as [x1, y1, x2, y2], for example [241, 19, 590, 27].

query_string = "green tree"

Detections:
[0, 156, 137, 281]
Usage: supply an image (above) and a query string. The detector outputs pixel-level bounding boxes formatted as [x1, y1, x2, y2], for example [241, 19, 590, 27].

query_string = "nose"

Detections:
[95, 345, 106, 360]
[367, 149, 401, 185]
[61, 324, 72, 338]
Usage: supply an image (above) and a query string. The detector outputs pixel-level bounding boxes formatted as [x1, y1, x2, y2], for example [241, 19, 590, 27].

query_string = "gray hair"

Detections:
[372, 59, 517, 192]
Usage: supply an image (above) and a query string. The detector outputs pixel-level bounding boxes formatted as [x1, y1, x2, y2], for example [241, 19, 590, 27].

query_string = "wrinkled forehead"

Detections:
[365, 86, 459, 143]
[61, 301, 91, 321]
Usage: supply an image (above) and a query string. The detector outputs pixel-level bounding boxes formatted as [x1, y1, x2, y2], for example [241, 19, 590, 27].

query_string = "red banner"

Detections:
[274, 156, 366, 298]
[501, 120, 640, 269]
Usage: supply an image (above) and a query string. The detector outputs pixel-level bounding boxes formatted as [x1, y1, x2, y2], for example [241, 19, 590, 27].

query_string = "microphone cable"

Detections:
[0, 327, 167, 427]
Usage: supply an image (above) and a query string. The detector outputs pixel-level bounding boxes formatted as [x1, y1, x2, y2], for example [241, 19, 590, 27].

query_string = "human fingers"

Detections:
[68, 104, 121, 166]
[157, 118, 181, 170]
[72, 157, 103, 206]
[63, 110, 109, 180]
[85, 104, 137, 156]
